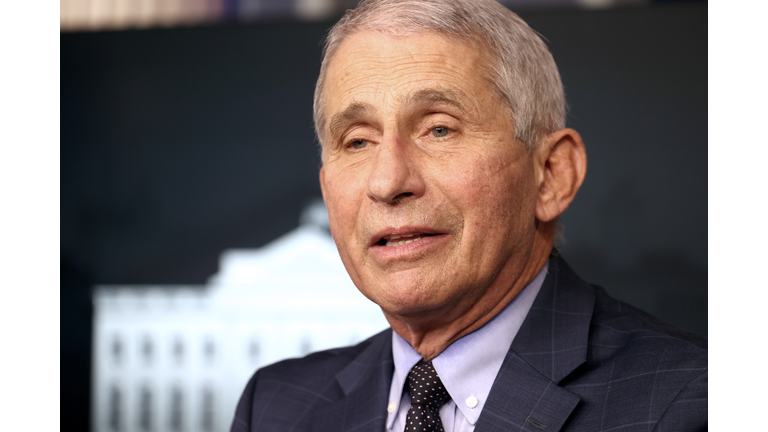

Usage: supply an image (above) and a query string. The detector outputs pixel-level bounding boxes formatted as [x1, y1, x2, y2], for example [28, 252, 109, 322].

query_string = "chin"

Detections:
[364, 278, 454, 318]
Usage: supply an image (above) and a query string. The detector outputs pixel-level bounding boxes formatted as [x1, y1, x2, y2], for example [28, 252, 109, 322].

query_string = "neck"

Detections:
[384, 221, 554, 360]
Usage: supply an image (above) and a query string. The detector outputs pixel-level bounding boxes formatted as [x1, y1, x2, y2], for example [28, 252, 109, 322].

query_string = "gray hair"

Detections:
[313, 0, 566, 154]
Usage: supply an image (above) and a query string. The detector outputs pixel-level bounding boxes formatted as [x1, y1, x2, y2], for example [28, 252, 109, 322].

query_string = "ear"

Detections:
[534, 128, 587, 222]
[319, 166, 327, 203]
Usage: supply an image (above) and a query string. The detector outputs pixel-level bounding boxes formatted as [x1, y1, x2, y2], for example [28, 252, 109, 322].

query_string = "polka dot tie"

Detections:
[404, 359, 451, 432]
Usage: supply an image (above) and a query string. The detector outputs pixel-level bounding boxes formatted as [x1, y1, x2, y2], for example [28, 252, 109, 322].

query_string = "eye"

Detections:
[431, 126, 450, 138]
[349, 139, 369, 149]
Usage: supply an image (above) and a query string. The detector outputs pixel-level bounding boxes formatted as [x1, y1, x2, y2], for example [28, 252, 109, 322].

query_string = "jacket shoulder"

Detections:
[591, 284, 707, 350]
[562, 285, 707, 430]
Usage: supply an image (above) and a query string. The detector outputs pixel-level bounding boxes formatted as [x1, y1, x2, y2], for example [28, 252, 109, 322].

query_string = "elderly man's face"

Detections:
[319, 32, 541, 320]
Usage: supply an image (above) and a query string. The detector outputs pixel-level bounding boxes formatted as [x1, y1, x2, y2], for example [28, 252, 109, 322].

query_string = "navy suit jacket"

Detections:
[231, 255, 707, 431]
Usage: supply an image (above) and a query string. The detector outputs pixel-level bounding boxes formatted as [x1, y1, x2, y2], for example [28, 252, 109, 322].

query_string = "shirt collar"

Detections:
[386, 261, 549, 427]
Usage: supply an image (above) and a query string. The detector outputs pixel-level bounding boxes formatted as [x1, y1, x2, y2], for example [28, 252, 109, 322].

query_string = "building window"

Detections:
[248, 338, 260, 365]
[169, 386, 184, 432]
[141, 335, 154, 365]
[138, 385, 153, 431]
[108, 384, 122, 431]
[201, 386, 215, 432]
[300, 337, 312, 355]
[203, 338, 215, 366]
[172, 336, 184, 365]
[111, 335, 123, 366]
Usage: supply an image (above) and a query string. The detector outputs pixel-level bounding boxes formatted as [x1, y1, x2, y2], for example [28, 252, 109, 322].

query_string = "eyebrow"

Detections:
[328, 102, 375, 140]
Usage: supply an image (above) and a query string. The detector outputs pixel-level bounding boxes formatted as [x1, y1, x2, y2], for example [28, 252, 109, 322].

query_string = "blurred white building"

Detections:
[91, 202, 389, 432]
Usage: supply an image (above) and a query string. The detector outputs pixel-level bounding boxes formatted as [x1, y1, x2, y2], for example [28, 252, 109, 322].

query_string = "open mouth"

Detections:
[376, 232, 437, 247]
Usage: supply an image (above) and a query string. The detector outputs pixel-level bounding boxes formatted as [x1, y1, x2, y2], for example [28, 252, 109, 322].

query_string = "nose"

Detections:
[366, 136, 425, 204]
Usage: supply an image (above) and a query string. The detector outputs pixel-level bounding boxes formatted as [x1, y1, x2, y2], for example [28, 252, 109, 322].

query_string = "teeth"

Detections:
[385, 235, 424, 247]
[386, 233, 415, 240]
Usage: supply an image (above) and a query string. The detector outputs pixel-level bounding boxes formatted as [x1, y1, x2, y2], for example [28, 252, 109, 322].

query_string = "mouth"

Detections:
[375, 232, 438, 247]
[368, 227, 449, 262]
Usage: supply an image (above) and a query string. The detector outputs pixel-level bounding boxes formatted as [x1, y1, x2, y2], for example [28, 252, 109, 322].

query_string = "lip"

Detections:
[368, 226, 449, 262]
[369, 226, 446, 246]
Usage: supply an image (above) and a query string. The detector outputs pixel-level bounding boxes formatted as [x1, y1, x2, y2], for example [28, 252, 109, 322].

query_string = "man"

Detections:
[231, 0, 707, 431]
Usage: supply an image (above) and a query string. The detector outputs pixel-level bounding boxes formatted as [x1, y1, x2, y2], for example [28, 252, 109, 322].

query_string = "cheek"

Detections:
[450, 155, 526, 206]
[325, 172, 364, 243]
[325, 191, 362, 279]
[451, 157, 536, 236]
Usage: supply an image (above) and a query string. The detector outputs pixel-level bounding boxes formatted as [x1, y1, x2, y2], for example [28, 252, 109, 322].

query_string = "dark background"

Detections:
[61, 3, 706, 430]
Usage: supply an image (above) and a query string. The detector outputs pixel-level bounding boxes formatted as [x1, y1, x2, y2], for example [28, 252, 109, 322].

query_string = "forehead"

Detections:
[321, 31, 497, 125]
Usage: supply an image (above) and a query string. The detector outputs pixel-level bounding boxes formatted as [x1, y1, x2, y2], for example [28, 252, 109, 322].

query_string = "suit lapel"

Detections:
[476, 254, 595, 432]
[312, 329, 394, 432]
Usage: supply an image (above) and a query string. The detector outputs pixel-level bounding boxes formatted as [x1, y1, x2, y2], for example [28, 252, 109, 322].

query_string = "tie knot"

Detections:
[407, 359, 450, 408]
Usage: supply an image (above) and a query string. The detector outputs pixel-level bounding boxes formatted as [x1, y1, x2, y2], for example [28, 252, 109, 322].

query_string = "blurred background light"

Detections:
[60, 0, 666, 32]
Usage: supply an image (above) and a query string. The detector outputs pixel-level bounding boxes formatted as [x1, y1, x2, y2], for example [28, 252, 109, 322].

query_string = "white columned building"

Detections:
[92, 202, 389, 432]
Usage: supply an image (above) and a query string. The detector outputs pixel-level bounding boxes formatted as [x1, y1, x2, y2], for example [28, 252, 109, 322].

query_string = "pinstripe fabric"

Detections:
[231, 254, 707, 432]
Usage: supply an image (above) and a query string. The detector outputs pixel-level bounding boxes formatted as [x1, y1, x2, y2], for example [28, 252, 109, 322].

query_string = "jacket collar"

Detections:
[311, 329, 394, 432]
[512, 253, 595, 383]
[475, 253, 595, 432]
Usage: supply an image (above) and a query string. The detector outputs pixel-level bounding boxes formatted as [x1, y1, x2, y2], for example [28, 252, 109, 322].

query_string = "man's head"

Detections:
[314, 0, 565, 153]
[315, 0, 586, 357]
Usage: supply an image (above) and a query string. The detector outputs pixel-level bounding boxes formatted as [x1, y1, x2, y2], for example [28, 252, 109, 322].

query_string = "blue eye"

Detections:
[431, 127, 449, 138]
[350, 139, 368, 149]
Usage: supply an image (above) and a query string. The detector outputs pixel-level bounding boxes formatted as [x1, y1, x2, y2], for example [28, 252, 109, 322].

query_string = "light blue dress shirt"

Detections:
[385, 261, 548, 432]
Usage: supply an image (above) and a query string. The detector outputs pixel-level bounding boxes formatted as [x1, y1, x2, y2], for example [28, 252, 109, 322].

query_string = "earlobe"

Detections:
[535, 128, 587, 222]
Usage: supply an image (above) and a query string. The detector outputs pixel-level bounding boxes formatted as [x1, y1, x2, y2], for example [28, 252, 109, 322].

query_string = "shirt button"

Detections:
[465, 396, 478, 408]
[387, 402, 397, 413]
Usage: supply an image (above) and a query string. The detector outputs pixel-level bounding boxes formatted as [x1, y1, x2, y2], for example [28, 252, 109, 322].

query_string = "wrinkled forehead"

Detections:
[319, 30, 498, 131]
